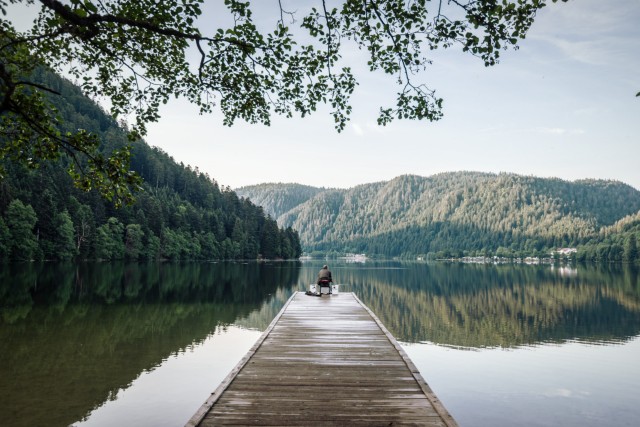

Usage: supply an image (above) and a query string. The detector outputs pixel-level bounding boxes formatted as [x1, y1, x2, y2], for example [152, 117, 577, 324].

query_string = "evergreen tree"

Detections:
[95, 217, 125, 260]
[34, 189, 58, 259]
[53, 210, 77, 260]
[231, 218, 248, 259]
[144, 230, 161, 260]
[221, 238, 237, 260]
[625, 234, 638, 263]
[160, 228, 182, 259]
[125, 224, 144, 259]
[0, 216, 10, 259]
[260, 218, 280, 259]
[199, 232, 220, 260]
[94, 228, 111, 260]
[6, 200, 38, 260]
[285, 227, 302, 258]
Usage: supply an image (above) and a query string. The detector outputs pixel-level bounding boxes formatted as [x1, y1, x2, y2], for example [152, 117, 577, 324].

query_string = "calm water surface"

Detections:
[1, 261, 639, 426]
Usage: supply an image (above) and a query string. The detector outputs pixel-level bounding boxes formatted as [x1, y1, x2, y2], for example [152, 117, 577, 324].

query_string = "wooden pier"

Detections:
[186, 291, 458, 426]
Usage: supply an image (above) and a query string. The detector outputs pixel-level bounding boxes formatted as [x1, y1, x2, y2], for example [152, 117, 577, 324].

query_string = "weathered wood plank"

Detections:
[187, 292, 457, 427]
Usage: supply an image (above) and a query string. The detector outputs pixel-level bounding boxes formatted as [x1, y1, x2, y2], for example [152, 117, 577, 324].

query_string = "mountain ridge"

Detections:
[236, 172, 640, 257]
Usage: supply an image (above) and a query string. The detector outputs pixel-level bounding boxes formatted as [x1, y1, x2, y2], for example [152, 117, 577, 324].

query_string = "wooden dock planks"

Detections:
[187, 291, 458, 427]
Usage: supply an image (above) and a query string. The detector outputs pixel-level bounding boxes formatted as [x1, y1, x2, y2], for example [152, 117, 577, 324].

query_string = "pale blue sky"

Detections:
[147, 0, 640, 190]
[9, 1, 640, 190]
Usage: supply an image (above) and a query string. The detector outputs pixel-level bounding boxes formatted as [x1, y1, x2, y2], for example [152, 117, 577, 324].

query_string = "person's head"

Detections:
[323, 265, 328, 269]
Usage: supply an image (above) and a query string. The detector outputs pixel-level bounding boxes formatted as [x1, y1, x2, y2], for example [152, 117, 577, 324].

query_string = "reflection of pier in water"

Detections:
[188, 292, 457, 426]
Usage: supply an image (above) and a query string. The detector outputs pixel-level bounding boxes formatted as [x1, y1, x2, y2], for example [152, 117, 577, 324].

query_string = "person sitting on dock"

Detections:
[317, 265, 333, 286]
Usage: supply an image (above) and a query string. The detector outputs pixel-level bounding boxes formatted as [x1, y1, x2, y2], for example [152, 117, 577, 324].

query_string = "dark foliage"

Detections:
[0, 71, 301, 261]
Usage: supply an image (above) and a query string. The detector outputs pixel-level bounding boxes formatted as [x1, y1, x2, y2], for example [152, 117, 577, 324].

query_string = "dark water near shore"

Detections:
[1, 261, 639, 426]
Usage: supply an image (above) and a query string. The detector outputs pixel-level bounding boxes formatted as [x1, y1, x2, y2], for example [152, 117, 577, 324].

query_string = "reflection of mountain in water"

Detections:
[2, 261, 639, 426]
[0, 262, 300, 427]
[341, 262, 640, 348]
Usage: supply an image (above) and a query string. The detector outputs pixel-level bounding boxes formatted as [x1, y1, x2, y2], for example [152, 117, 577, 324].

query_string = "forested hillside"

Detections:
[577, 211, 640, 263]
[241, 173, 640, 259]
[0, 69, 301, 261]
[236, 183, 325, 219]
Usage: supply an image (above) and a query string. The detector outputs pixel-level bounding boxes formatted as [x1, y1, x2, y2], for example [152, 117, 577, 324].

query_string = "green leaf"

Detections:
[84, 1, 98, 13]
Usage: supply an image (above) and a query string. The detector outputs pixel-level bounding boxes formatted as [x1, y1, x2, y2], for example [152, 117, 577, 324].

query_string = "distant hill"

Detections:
[236, 183, 325, 219]
[237, 172, 640, 258]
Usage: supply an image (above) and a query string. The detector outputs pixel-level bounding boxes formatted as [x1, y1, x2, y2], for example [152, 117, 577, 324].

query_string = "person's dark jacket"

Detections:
[317, 265, 332, 284]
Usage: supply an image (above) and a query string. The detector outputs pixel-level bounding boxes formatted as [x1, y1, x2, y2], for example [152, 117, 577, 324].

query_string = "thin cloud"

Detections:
[533, 35, 628, 66]
[537, 127, 585, 136]
[477, 125, 585, 136]
[528, 0, 640, 66]
[351, 123, 364, 136]
[365, 121, 392, 134]
[350, 121, 394, 136]
[543, 388, 591, 398]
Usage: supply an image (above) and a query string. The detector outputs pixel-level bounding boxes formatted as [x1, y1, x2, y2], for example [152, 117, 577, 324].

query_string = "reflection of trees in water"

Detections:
[341, 262, 640, 348]
[2, 261, 639, 425]
[0, 302, 242, 427]
[1, 261, 303, 319]
[234, 286, 300, 331]
[0, 261, 300, 427]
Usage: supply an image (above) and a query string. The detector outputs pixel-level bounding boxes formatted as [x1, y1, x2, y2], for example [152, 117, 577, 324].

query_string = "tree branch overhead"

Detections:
[1, 0, 568, 205]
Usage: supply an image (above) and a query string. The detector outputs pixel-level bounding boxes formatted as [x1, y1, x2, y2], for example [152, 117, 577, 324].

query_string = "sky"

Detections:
[9, 1, 640, 190]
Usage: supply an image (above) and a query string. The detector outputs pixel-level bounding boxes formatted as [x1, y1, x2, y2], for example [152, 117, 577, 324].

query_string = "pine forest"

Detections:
[0, 69, 302, 262]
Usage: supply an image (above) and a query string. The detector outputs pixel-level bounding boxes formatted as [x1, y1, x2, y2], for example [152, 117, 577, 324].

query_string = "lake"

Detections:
[1, 260, 639, 426]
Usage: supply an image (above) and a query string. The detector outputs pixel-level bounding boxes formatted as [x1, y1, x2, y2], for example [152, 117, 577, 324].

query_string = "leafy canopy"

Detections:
[1, 0, 566, 206]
